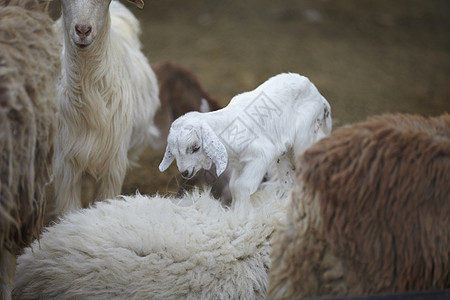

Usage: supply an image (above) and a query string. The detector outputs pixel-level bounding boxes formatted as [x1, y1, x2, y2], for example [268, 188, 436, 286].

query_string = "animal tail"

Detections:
[322, 102, 332, 135]
[316, 101, 332, 140]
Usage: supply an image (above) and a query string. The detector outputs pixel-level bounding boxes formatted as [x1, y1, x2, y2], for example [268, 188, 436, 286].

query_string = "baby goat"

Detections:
[159, 73, 331, 208]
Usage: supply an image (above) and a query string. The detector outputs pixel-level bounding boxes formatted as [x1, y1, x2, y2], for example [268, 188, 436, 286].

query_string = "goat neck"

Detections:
[60, 12, 118, 131]
[62, 12, 111, 79]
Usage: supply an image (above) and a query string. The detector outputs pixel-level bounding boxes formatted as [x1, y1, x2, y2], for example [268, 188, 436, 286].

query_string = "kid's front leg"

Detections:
[230, 161, 270, 212]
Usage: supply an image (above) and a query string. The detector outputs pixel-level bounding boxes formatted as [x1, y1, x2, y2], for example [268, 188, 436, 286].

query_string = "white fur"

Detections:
[13, 189, 287, 299]
[159, 73, 332, 208]
[53, 0, 160, 213]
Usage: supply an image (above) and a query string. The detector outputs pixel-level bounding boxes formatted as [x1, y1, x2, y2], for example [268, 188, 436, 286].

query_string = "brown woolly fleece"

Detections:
[269, 114, 450, 299]
[0, 0, 59, 255]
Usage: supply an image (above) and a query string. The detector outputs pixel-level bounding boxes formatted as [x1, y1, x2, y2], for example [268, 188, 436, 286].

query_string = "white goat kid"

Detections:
[54, 0, 159, 213]
[159, 73, 332, 208]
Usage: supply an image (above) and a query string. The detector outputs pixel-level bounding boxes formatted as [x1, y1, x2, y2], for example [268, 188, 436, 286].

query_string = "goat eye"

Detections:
[192, 145, 200, 153]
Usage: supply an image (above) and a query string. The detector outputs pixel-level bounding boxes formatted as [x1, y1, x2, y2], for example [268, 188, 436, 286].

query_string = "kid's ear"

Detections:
[126, 0, 144, 9]
[159, 146, 174, 172]
[200, 124, 228, 176]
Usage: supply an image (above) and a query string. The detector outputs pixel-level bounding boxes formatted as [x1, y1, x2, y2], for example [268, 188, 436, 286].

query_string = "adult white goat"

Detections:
[53, 0, 160, 213]
[159, 73, 331, 208]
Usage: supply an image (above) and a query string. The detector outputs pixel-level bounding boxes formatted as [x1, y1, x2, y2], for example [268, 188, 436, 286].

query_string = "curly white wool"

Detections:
[14, 189, 287, 299]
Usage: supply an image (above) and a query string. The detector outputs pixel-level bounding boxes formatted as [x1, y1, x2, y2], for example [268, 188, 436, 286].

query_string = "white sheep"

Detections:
[0, 0, 59, 298]
[53, 0, 160, 213]
[13, 188, 288, 299]
[159, 72, 332, 208]
[268, 114, 450, 299]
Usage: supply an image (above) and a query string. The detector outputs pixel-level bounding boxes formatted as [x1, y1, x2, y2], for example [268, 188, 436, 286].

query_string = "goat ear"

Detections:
[201, 124, 228, 176]
[159, 146, 174, 172]
[126, 0, 144, 9]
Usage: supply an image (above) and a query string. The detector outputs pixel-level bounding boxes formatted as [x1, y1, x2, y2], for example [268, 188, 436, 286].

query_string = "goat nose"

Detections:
[181, 170, 189, 178]
[75, 24, 92, 39]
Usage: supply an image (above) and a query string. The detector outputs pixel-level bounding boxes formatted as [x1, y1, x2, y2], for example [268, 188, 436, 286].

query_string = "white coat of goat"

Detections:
[159, 73, 332, 207]
[53, 0, 159, 213]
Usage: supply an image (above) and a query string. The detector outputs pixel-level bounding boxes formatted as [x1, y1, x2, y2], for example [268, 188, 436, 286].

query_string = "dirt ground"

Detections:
[49, 0, 450, 198]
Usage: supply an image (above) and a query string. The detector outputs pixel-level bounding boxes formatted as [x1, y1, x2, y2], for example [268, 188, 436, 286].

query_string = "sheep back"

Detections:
[13, 190, 287, 299]
[0, 0, 59, 254]
[269, 113, 450, 298]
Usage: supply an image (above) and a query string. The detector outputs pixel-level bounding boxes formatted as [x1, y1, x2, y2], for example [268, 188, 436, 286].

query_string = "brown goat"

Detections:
[269, 114, 450, 299]
[153, 61, 231, 205]
[152, 61, 221, 148]
[0, 0, 59, 298]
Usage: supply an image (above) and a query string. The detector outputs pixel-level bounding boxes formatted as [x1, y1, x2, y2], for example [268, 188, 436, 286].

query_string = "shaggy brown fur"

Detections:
[153, 61, 231, 205]
[269, 114, 450, 299]
[0, 0, 59, 297]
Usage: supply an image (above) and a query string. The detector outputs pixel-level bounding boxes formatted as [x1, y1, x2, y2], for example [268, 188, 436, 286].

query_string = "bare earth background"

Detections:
[49, 0, 450, 197]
